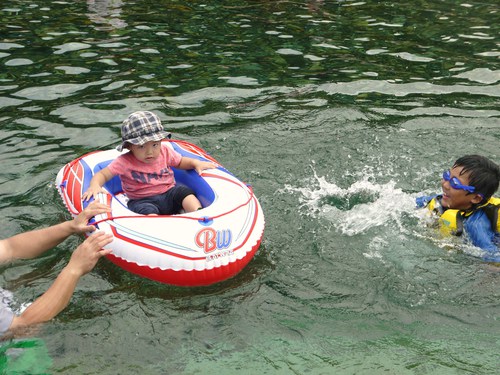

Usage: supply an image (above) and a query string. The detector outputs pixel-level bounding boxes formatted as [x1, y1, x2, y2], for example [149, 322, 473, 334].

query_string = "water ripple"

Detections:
[318, 80, 500, 97]
[12, 80, 110, 100]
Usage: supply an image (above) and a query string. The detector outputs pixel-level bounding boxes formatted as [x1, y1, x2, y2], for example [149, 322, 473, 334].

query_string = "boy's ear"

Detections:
[471, 193, 483, 205]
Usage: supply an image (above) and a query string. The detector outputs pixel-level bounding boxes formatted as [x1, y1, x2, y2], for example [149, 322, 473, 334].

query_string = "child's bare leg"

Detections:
[182, 194, 202, 212]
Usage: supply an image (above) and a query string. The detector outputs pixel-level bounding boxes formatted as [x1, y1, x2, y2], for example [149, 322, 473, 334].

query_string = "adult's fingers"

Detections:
[89, 231, 114, 248]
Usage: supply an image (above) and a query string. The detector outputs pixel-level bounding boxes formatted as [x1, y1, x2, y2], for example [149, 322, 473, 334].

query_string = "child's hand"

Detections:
[81, 168, 114, 202]
[178, 157, 218, 174]
[82, 186, 106, 202]
[195, 161, 218, 175]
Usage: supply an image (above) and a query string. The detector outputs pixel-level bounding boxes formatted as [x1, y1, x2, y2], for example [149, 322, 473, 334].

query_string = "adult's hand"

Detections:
[8, 231, 113, 333]
[66, 231, 114, 277]
[71, 201, 111, 234]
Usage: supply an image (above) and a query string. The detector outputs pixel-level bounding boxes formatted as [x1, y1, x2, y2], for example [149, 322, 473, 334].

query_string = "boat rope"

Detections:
[91, 186, 254, 226]
[60, 173, 255, 226]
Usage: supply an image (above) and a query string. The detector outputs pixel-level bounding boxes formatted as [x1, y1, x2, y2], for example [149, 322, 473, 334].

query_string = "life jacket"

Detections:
[427, 196, 500, 236]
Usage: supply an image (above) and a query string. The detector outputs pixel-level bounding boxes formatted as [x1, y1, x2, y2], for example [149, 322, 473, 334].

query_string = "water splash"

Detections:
[283, 164, 416, 236]
[284, 166, 500, 262]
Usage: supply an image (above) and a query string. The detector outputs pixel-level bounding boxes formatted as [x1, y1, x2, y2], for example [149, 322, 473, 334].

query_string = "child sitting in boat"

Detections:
[416, 155, 500, 257]
[82, 111, 216, 215]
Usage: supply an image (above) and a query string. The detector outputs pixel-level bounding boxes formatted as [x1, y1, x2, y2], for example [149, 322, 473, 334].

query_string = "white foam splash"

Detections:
[282, 165, 417, 236]
[281, 165, 500, 263]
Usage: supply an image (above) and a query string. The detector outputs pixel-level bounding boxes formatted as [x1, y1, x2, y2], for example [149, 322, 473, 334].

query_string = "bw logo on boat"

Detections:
[195, 228, 232, 254]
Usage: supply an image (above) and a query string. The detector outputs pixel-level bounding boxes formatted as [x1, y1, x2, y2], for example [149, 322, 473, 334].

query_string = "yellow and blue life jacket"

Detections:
[428, 196, 500, 236]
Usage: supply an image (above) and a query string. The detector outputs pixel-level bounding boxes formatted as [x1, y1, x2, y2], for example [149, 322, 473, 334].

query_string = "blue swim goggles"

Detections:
[442, 170, 476, 193]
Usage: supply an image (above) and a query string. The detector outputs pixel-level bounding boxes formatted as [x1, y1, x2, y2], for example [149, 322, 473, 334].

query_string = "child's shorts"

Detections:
[127, 185, 196, 215]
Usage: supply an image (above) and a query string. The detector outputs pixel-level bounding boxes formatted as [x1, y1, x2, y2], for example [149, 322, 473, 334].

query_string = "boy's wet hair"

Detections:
[454, 155, 500, 201]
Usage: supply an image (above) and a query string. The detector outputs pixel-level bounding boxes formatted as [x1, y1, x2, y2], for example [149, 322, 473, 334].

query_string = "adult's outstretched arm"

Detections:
[8, 231, 113, 332]
[0, 202, 111, 263]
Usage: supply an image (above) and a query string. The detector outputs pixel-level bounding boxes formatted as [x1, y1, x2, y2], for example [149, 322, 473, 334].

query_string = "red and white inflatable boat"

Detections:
[55, 140, 265, 286]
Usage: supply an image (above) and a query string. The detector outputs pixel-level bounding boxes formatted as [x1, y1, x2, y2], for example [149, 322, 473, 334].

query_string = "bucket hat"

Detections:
[117, 111, 171, 151]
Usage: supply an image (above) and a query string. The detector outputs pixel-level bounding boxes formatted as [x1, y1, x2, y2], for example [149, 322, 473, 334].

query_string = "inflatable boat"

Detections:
[55, 140, 265, 286]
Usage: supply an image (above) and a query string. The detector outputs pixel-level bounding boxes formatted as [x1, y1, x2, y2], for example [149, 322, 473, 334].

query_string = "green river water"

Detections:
[0, 1, 499, 374]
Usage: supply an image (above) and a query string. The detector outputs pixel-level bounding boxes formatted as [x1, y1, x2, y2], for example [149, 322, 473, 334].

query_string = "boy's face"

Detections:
[441, 166, 482, 210]
[129, 141, 161, 163]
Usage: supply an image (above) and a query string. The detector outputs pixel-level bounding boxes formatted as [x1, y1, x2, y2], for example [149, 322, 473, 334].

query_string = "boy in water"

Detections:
[83, 111, 216, 215]
[416, 155, 500, 254]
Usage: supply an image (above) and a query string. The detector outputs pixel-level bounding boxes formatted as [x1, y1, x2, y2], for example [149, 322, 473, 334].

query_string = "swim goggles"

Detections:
[442, 170, 476, 193]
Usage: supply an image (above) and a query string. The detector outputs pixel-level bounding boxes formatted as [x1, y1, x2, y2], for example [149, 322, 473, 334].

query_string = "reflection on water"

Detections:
[1, 0, 499, 373]
[87, 0, 127, 30]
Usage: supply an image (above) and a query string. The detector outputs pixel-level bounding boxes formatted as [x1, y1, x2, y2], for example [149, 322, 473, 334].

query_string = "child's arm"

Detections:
[82, 167, 115, 201]
[177, 157, 217, 175]
[464, 211, 498, 253]
[415, 195, 437, 208]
